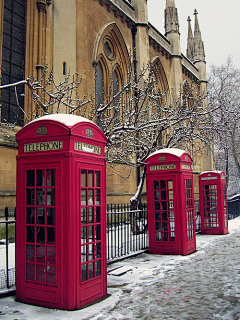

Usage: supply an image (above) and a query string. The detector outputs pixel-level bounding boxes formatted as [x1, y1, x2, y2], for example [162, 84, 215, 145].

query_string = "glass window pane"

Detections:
[26, 263, 35, 280]
[170, 233, 175, 241]
[155, 222, 161, 231]
[95, 242, 101, 259]
[27, 170, 35, 186]
[162, 222, 168, 231]
[88, 170, 94, 187]
[167, 180, 173, 189]
[156, 232, 161, 241]
[26, 245, 35, 262]
[36, 245, 45, 263]
[96, 260, 101, 277]
[155, 211, 160, 221]
[46, 169, 55, 186]
[37, 170, 45, 187]
[160, 180, 166, 189]
[89, 262, 94, 279]
[37, 227, 45, 244]
[36, 208, 45, 225]
[161, 190, 166, 200]
[47, 189, 55, 206]
[162, 211, 168, 221]
[27, 189, 35, 205]
[89, 207, 94, 223]
[81, 226, 87, 244]
[47, 246, 56, 265]
[47, 265, 56, 284]
[154, 191, 160, 200]
[154, 202, 160, 210]
[96, 61, 104, 112]
[81, 264, 87, 282]
[36, 264, 45, 282]
[81, 170, 87, 187]
[27, 226, 35, 243]
[95, 207, 101, 223]
[88, 243, 94, 261]
[168, 200, 174, 209]
[81, 190, 87, 205]
[168, 190, 173, 199]
[95, 189, 100, 205]
[47, 208, 55, 225]
[81, 245, 87, 263]
[88, 189, 94, 205]
[95, 171, 100, 187]
[36, 189, 45, 206]
[47, 227, 55, 244]
[154, 181, 159, 190]
[88, 225, 94, 242]
[81, 208, 87, 224]
[169, 211, 174, 220]
[95, 225, 101, 241]
[163, 232, 168, 241]
[27, 207, 34, 224]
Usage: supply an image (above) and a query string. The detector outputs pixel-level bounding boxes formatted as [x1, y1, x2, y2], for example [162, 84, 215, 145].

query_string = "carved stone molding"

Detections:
[36, 0, 47, 12]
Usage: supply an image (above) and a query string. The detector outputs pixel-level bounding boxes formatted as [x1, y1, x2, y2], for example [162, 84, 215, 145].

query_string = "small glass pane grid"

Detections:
[185, 179, 195, 240]
[80, 169, 101, 282]
[202, 184, 219, 228]
[153, 180, 175, 242]
[223, 184, 228, 227]
[26, 169, 56, 284]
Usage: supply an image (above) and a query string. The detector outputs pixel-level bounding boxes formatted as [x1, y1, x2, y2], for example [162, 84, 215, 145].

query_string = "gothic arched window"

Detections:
[113, 69, 120, 126]
[95, 61, 104, 126]
[93, 23, 130, 130]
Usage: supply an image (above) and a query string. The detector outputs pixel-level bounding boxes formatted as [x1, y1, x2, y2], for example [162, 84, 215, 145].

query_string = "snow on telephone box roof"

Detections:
[145, 148, 193, 173]
[146, 148, 192, 162]
[24, 113, 95, 127]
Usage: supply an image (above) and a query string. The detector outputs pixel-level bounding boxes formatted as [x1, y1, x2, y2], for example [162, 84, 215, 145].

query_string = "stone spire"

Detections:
[186, 16, 194, 61]
[193, 9, 205, 62]
[164, 0, 182, 99]
[165, 0, 180, 36]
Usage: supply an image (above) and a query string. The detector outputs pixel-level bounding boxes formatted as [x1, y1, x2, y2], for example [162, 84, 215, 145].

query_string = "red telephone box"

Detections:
[199, 171, 228, 235]
[16, 114, 107, 310]
[145, 148, 196, 256]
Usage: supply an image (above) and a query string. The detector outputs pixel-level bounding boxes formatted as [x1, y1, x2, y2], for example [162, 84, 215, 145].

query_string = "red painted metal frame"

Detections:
[199, 171, 228, 235]
[16, 115, 107, 310]
[145, 149, 196, 256]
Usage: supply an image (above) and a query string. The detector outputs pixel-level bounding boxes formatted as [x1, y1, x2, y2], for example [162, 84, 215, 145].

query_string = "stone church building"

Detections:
[0, 0, 214, 211]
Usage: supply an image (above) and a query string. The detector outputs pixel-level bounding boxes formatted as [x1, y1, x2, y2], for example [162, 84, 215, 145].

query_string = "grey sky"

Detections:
[148, 0, 240, 72]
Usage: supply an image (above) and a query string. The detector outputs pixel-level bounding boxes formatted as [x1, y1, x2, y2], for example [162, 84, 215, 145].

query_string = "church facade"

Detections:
[0, 0, 214, 211]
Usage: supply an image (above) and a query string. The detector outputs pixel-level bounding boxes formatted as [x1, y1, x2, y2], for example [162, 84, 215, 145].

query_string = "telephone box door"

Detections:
[149, 175, 179, 254]
[17, 162, 61, 293]
[145, 148, 196, 256]
[199, 171, 228, 235]
[77, 162, 107, 295]
[184, 175, 196, 254]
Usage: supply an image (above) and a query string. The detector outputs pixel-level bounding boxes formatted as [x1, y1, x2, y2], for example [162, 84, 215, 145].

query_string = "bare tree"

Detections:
[0, 63, 213, 204]
[208, 57, 240, 193]
[90, 62, 212, 205]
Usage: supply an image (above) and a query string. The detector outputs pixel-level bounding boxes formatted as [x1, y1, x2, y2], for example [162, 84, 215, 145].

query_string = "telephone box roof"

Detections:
[25, 114, 94, 127]
[146, 148, 187, 159]
[199, 171, 225, 176]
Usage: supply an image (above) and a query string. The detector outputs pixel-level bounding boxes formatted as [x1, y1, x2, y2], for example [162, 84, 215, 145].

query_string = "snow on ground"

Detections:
[1, 218, 240, 319]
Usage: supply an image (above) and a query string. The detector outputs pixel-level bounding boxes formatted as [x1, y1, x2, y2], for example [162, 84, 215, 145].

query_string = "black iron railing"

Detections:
[106, 203, 148, 262]
[228, 194, 240, 220]
[1, 196, 240, 293]
[0, 207, 16, 292]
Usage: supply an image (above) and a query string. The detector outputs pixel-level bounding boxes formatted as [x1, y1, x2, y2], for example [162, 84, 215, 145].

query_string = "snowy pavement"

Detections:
[1, 218, 240, 320]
